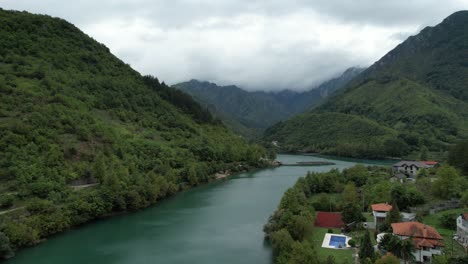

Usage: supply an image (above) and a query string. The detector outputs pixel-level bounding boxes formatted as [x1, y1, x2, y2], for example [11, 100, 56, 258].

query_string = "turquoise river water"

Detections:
[7, 154, 388, 264]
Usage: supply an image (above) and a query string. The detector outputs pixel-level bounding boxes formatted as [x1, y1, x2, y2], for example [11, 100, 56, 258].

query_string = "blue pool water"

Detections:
[329, 235, 346, 248]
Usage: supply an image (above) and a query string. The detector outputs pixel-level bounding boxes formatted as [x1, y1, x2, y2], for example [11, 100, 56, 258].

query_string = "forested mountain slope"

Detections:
[173, 67, 363, 138]
[265, 11, 468, 158]
[0, 9, 267, 257]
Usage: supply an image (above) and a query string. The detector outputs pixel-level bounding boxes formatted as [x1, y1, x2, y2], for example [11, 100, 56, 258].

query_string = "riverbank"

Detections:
[1, 159, 273, 261]
[5, 154, 377, 264]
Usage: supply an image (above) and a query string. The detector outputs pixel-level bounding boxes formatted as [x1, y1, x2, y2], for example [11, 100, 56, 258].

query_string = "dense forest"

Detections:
[264, 11, 468, 159]
[0, 9, 269, 259]
[173, 67, 363, 138]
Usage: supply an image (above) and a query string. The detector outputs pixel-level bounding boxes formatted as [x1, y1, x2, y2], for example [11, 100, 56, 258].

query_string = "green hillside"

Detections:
[173, 67, 363, 138]
[0, 9, 267, 257]
[264, 11, 468, 158]
[264, 112, 398, 158]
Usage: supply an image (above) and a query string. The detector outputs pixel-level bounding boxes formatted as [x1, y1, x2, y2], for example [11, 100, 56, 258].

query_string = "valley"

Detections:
[0, 3, 468, 264]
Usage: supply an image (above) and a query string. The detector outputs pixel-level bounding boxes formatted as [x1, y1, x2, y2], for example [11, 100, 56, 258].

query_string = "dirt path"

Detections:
[0, 206, 24, 215]
[70, 183, 100, 190]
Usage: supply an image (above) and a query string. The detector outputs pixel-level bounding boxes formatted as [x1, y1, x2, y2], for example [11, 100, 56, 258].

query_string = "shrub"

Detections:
[0, 195, 14, 209]
[348, 239, 356, 247]
[439, 213, 457, 230]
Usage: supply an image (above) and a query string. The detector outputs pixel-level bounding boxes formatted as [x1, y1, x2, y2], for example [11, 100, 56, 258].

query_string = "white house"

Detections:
[392, 161, 437, 177]
[456, 213, 468, 249]
[391, 222, 444, 263]
[372, 203, 392, 226]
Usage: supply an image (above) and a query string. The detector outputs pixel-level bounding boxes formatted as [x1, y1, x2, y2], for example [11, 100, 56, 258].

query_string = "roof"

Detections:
[421, 161, 438, 166]
[372, 203, 393, 212]
[392, 222, 444, 249]
[392, 161, 429, 168]
[314, 212, 344, 228]
[391, 222, 443, 240]
[412, 238, 444, 248]
[463, 213, 468, 220]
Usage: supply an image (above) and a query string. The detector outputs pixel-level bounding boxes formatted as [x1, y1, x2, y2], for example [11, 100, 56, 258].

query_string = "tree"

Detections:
[378, 234, 415, 264]
[384, 138, 409, 157]
[344, 164, 368, 186]
[0, 194, 14, 209]
[439, 213, 457, 230]
[386, 202, 401, 225]
[375, 253, 400, 264]
[0, 232, 14, 260]
[391, 184, 425, 210]
[342, 183, 359, 205]
[399, 239, 415, 264]
[279, 188, 308, 214]
[417, 168, 429, 178]
[359, 230, 375, 262]
[448, 140, 468, 174]
[342, 203, 365, 224]
[432, 255, 449, 264]
[420, 146, 429, 160]
[287, 241, 320, 264]
[270, 229, 294, 262]
[287, 215, 314, 241]
[461, 190, 468, 208]
[432, 166, 463, 199]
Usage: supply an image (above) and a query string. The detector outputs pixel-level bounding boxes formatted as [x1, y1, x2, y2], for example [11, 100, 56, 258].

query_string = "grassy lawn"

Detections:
[309, 227, 354, 262]
[422, 208, 468, 257]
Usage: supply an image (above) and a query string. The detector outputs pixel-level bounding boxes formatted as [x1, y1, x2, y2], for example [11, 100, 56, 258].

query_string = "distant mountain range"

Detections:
[264, 11, 468, 158]
[173, 67, 364, 137]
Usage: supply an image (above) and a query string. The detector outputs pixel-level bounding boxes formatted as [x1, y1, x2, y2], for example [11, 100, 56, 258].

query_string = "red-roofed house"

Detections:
[456, 213, 468, 249]
[421, 161, 438, 167]
[372, 203, 392, 226]
[314, 212, 344, 229]
[391, 222, 444, 263]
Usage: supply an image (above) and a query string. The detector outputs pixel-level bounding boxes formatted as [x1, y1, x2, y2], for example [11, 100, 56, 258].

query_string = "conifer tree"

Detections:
[386, 202, 402, 225]
[359, 230, 375, 262]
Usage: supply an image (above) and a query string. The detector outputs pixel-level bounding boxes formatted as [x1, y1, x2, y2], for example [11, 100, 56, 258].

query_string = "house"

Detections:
[372, 203, 392, 226]
[456, 213, 468, 249]
[391, 222, 444, 263]
[315, 212, 344, 229]
[392, 161, 431, 177]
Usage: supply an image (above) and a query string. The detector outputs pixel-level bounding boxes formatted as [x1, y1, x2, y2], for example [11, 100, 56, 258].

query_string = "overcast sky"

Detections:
[1, 1, 467, 90]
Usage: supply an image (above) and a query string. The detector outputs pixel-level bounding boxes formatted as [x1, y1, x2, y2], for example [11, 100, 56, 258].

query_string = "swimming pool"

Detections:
[329, 235, 347, 248]
[321, 233, 350, 249]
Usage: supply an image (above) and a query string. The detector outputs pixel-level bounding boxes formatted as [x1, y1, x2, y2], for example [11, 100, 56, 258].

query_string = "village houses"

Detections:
[392, 161, 438, 178]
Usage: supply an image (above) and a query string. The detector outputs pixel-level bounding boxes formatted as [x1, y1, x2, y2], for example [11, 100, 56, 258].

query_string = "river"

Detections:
[7, 154, 388, 264]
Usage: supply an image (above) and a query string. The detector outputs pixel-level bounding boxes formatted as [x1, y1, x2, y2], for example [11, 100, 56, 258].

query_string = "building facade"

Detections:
[456, 213, 468, 249]
[392, 161, 434, 177]
[372, 203, 392, 226]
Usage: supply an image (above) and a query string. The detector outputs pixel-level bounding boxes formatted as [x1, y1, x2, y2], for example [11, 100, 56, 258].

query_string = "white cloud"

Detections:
[1, 0, 467, 90]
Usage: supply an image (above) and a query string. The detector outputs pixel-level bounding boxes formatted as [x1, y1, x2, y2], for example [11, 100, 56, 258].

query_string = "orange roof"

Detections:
[392, 222, 444, 249]
[463, 213, 468, 220]
[392, 222, 443, 240]
[372, 203, 392, 212]
[412, 238, 444, 249]
[421, 161, 438, 165]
